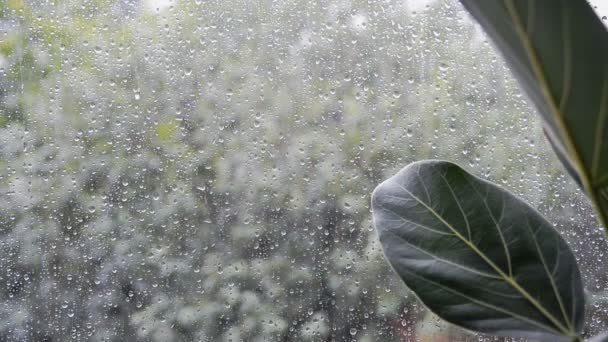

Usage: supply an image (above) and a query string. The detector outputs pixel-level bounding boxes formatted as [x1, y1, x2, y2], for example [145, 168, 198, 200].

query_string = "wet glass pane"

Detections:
[0, 0, 606, 341]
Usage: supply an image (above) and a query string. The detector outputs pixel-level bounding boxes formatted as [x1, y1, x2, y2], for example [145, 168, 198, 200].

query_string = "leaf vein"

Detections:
[440, 172, 472, 241]
[399, 267, 564, 337]
[383, 229, 503, 280]
[379, 200, 455, 237]
[524, 215, 572, 331]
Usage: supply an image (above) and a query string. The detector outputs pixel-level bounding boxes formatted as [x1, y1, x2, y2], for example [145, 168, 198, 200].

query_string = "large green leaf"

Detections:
[371, 160, 584, 341]
[458, 0, 608, 231]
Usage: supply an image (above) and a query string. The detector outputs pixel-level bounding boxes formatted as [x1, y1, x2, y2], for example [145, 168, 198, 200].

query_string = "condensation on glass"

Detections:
[0, 0, 607, 341]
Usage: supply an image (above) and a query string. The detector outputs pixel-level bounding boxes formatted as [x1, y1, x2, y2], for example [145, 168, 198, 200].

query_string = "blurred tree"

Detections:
[0, 0, 605, 341]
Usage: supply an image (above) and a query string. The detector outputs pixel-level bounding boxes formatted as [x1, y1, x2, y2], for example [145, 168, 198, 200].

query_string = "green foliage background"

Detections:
[0, 0, 606, 340]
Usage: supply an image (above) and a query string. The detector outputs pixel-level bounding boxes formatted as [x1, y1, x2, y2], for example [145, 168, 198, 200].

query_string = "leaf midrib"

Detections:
[592, 76, 608, 180]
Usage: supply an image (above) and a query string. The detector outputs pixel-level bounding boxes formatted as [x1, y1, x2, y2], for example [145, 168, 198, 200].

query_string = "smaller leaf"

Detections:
[372, 160, 584, 341]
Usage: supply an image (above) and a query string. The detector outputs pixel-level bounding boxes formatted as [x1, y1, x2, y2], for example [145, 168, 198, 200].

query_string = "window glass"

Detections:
[0, 0, 606, 341]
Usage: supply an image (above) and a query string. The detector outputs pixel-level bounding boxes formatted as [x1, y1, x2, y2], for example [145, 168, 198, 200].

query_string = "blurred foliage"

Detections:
[0, 0, 607, 341]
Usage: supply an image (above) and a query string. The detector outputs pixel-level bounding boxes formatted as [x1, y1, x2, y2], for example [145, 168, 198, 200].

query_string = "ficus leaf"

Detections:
[457, 0, 608, 232]
[371, 160, 584, 341]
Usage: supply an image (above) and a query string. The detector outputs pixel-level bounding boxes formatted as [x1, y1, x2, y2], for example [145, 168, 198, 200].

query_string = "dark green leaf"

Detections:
[458, 0, 608, 231]
[371, 160, 584, 341]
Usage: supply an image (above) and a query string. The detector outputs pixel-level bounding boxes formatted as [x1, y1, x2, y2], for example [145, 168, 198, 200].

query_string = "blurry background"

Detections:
[1, 0, 608, 341]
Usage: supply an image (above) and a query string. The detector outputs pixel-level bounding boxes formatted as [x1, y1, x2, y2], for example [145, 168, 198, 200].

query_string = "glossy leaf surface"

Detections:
[372, 160, 584, 341]
[458, 0, 608, 230]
